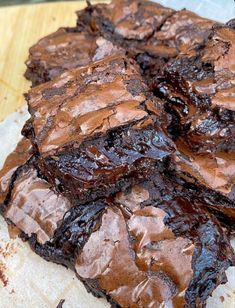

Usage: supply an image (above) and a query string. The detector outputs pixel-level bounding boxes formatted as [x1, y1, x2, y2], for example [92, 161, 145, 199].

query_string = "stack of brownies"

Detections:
[1, 0, 235, 307]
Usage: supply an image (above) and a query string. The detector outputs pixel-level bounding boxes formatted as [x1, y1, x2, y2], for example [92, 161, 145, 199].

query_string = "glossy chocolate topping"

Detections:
[0, 138, 31, 206]
[26, 55, 148, 154]
[5, 165, 72, 244]
[76, 206, 194, 308]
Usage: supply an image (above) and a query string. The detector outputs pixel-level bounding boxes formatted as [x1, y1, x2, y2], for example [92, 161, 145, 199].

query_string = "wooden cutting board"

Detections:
[0, 1, 108, 122]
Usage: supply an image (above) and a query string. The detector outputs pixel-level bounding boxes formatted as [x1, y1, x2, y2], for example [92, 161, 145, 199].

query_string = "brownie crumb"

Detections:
[220, 295, 225, 303]
[0, 261, 8, 287]
[56, 299, 65, 308]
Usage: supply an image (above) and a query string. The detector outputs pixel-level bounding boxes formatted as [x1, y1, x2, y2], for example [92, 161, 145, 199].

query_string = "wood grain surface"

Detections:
[0, 1, 108, 122]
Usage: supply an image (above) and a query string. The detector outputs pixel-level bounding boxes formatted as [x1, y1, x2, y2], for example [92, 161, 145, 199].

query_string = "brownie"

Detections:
[23, 55, 175, 203]
[77, 0, 217, 80]
[0, 138, 32, 209]
[1, 2, 234, 307]
[1, 163, 233, 307]
[76, 185, 234, 308]
[25, 0, 217, 86]
[25, 26, 123, 86]
[153, 24, 235, 154]
[3, 162, 72, 245]
[167, 141, 235, 221]
[24, 27, 96, 86]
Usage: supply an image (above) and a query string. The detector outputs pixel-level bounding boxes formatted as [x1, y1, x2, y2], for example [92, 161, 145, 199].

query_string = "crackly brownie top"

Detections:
[2, 164, 234, 307]
[0, 138, 32, 206]
[163, 25, 235, 110]
[75, 180, 234, 307]
[201, 26, 235, 111]
[26, 55, 154, 154]
[153, 24, 235, 154]
[76, 205, 194, 308]
[78, 0, 216, 57]
[172, 141, 235, 210]
[25, 25, 124, 85]
[153, 10, 216, 53]
[4, 163, 72, 244]
[93, 0, 174, 40]
[26, 28, 97, 80]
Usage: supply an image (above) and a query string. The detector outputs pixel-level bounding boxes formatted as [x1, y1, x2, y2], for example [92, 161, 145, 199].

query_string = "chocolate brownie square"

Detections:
[153, 24, 235, 154]
[24, 27, 98, 86]
[169, 140, 235, 220]
[23, 55, 175, 203]
[25, 25, 123, 86]
[75, 181, 234, 308]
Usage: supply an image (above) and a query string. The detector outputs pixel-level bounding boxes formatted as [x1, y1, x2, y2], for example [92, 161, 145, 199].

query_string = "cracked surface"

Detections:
[150, 24, 235, 219]
[23, 55, 175, 203]
[154, 25, 235, 154]
[4, 163, 72, 245]
[171, 141, 235, 212]
[0, 142, 234, 307]
[25, 0, 218, 86]
[0, 138, 32, 208]
[76, 0, 217, 80]
[76, 206, 194, 308]
[25, 26, 123, 86]
[24, 27, 97, 86]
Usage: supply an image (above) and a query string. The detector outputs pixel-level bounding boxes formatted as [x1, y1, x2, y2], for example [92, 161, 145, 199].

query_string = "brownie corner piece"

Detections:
[25, 54, 175, 203]
[24, 27, 98, 86]
[74, 179, 235, 307]
[153, 23, 235, 154]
